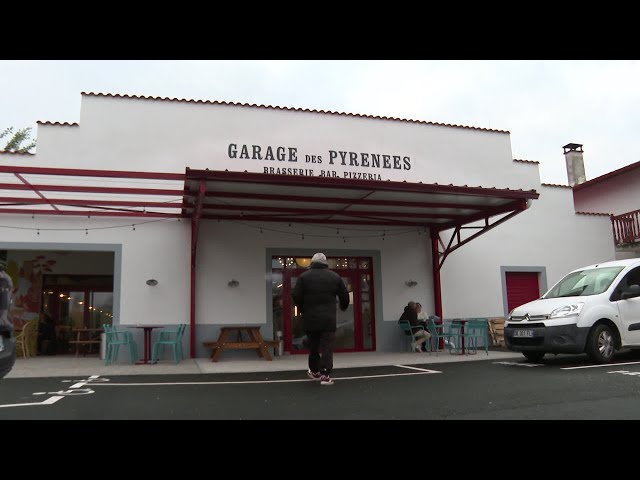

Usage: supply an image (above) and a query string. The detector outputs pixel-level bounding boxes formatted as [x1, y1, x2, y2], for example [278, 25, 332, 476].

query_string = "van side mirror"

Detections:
[621, 284, 640, 300]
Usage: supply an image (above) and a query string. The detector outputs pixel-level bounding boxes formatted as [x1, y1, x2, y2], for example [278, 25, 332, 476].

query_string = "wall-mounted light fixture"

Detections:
[405, 280, 418, 287]
[146, 278, 159, 286]
[228, 279, 240, 288]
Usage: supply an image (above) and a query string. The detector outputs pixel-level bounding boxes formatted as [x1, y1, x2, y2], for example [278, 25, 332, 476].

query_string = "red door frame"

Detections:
[281, 267, 367, 354]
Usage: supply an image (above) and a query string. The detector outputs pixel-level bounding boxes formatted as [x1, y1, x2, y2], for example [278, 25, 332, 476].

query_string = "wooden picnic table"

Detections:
[203, 326, 278, 362]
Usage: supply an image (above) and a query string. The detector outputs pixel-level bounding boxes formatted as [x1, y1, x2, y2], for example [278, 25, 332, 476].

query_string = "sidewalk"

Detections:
[5, 349, 523, 378]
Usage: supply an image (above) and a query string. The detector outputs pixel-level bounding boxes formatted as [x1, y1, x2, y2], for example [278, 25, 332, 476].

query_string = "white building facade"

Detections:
[0, 93, 618, 358]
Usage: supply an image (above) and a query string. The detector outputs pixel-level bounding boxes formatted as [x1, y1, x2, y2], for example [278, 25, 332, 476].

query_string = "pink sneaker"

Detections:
[320, 374, 334, 386]
[307, 369, 322, 381]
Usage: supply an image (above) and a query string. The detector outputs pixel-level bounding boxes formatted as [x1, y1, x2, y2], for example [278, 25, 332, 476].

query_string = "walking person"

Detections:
[292, 252, 350, 385]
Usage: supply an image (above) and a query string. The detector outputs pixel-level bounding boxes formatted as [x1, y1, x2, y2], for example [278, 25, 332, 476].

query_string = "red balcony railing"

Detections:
[611, 209, 640, 246]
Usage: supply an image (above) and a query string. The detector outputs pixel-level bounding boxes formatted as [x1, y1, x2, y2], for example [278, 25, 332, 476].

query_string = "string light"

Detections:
[0, 217, 425, 240]
[228, 219, 423, 240]
[0, 218, 174, 233]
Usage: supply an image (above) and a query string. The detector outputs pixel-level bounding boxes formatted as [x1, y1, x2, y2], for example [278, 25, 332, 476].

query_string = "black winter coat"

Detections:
[292, 263, 350, 332]
[398, 305, 419, 326]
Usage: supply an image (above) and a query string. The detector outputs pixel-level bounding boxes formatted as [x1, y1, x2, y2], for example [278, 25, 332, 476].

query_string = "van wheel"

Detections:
[586, 324, 615, 363]
[523, 352, 544, 363]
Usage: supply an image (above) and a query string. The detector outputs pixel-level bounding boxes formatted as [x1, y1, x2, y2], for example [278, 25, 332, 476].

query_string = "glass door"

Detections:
[273, 255, 376, 354]
[282, 269, 362, 353]
[41, 279, 114, 354]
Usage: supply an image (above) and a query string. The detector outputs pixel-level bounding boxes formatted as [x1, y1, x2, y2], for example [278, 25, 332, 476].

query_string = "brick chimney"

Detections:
[563, 143, 586, 186]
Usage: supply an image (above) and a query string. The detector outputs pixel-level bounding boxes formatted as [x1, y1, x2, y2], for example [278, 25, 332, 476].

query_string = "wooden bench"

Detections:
[203, 326, 276, 362]
[203, 339, 279, 350]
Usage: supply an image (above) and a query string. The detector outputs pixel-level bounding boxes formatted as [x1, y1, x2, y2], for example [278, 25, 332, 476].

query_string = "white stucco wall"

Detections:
[195, 221, 433, 328]
[23, 94, 539, 190]
[440, 185, 616, 318]
[573, 166, 640, 215]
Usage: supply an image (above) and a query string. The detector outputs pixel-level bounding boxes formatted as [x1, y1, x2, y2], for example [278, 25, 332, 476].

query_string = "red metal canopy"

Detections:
[183, 168, 538, 230]
[0, 164, 539, 356]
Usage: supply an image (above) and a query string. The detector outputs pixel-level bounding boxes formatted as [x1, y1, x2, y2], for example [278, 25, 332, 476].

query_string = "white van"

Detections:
[505, 258, 640, 363]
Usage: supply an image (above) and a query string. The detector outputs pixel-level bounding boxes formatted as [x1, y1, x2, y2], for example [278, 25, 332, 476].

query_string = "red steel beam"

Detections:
[200, 214, 433, 227]
[0, 165, 185, 181]
[435, 200, 526, 231]
[195, 203, 466, 219]
[196, 190, 494, 211]
[431, 232, 443, 350]
[0, 196, 187, 209]
[14, 173, 60, 212]
[190, 181, 206, 359]
[0, 208, 183, 218]
[0, 183, 184, 196]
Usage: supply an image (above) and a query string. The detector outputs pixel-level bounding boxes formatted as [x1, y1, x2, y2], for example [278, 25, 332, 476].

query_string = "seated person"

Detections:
[399, 301, 431, 353]
[415, 302, 432, 351]
[38, 313, 57, 355]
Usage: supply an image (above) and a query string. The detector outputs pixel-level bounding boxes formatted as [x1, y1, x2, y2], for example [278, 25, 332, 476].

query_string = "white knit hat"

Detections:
[310, 252, 328, 265]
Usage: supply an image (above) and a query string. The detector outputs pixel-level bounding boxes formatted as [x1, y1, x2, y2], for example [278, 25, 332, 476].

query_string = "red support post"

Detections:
[189, 181, 206, 358]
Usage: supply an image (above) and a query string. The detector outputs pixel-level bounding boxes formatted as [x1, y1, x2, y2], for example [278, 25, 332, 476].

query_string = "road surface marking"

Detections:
[561, 361, 640, 370]
[90, 369, 442, 387]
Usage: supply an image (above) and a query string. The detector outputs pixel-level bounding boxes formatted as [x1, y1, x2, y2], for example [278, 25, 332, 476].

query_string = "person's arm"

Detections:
[337, 277, 350, 311]
[292, 276, 304, 312]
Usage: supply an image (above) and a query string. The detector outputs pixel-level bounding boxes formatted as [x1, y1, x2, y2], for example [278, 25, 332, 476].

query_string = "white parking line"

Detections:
[0, 369, 442, 408]
[562, 361, 640, 370]
[0, 396, 64, 408]
[90, 368, 442, 387]
[493, 361, 543, 367]
[394, 365, 442, 373]
[0, 374, 104, 409]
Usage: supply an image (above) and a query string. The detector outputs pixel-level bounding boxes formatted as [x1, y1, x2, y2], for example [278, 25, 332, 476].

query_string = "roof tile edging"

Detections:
[81, 92, 510, 134]
[513, 158, 540, 164]
[541, 183, 572, 189]
[36, 121, 79, 126]
[575, 211, 612, 217]
[0, 151, 35, 156]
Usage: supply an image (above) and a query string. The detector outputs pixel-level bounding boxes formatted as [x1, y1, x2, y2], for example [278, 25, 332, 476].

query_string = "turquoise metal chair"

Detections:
[103, 323, 138, 365]
[463, 318, 490, 355]
[441, 319, 464, 354]
[151, 324, 186, 363]
[425, 315, 442, 354]
[398, 320, 427, 352]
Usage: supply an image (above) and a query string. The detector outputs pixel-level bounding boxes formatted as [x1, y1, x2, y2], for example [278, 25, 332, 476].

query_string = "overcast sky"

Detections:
[1, 60, 638, 185]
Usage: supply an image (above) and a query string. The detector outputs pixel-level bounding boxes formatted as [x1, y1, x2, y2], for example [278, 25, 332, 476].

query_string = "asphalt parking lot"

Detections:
[4, 351, 640, 419]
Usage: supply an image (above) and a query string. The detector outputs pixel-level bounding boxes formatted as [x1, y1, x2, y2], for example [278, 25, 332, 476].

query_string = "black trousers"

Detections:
[306, 331, 336, 375]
